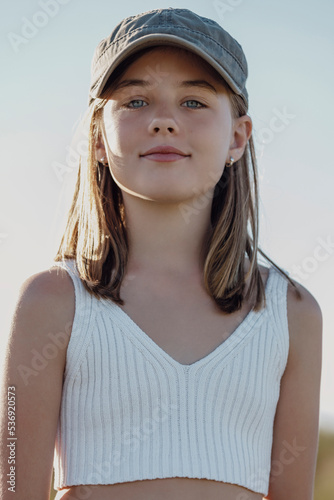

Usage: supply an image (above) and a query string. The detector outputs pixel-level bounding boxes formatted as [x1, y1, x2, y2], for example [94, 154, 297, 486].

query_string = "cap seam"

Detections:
[132, 8, 240, 35]
[94, 25, 246, 75]
[164, 10, 168, 27]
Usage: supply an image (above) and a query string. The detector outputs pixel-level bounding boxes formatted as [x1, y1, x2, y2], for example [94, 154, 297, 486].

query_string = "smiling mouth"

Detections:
[140, 144, 191, 162]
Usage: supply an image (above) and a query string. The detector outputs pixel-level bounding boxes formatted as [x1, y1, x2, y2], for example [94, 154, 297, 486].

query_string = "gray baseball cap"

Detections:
[89, 8, 248, 106]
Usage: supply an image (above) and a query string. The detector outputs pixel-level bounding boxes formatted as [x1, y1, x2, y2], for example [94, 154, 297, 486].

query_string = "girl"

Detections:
[0, 7, 322, 500]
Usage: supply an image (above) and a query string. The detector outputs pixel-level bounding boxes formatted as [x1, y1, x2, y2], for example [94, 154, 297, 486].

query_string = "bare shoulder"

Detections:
[287, 277, 322, 318]
[258, 263, 322, 352]
[286, 278, 323, 355]
[19, 264, 75, 311]
[11, 264, 75, 356]
[0, 266, 75, 499]
[267, 276, 322, 499]
[20, 263, 74, 300]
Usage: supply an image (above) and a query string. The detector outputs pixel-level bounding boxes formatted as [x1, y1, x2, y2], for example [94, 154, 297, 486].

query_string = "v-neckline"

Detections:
[101, 267, 274, 371]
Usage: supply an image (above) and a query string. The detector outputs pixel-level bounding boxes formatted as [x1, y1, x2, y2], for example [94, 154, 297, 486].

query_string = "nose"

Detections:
[148, 106, 180, 135]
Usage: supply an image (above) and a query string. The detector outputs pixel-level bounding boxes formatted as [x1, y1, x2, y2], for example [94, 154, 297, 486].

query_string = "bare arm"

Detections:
[0, 267, 74, 500]
[266, 281, 322, 499]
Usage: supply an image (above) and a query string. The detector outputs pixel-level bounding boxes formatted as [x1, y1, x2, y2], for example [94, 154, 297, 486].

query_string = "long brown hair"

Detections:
[54, 45, 299, 313]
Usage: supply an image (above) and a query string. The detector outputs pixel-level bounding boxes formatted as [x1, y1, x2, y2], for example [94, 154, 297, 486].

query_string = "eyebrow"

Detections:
[112, 79, 217, 95]
[183, 80, 217, 94]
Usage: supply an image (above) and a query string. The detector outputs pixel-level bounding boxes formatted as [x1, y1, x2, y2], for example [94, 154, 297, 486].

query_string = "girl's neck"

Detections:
[121, 192, 213, 278]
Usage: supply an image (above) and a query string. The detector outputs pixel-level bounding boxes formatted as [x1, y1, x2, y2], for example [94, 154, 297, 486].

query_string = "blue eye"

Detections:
[126, 100, 147, 108]
[183, 100, 206, 108]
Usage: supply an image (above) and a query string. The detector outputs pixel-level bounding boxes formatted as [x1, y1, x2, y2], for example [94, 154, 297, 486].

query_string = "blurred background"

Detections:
[1, 0, 333, 498]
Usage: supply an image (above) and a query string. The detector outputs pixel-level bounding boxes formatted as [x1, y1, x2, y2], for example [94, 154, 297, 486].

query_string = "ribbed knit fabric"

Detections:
[52, 258, 289, 496]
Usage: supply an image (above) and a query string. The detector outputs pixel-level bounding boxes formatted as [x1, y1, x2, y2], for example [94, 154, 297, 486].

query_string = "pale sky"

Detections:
[1, 0, 333, 429]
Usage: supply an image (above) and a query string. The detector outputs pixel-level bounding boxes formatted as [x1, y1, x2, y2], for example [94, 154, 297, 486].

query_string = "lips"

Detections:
[140, 145, 190, 162]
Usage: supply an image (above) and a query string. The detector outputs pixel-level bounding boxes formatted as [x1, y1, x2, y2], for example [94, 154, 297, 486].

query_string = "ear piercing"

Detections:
[226, 157, 235, 167]
[99, 156, 108, 165]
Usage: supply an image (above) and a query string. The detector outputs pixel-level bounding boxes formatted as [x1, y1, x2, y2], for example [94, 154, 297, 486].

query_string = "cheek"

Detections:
[214, 119, 232, 161]
[103, 115, 127, 155]
[103, 115, 137, 180]
[192, 109, 231, 144]
[196, 124, 231, 169]
[196, 115, 231, 185]
[102, 104, 131, 154]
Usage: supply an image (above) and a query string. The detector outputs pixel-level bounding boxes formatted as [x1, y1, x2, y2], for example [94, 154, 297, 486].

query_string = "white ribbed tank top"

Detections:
[52, 258, 289, 496]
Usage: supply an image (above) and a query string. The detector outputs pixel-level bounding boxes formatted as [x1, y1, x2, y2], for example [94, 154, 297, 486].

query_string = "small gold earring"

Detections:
[99, 156, 108, 165]
[226, 156, 235, 167]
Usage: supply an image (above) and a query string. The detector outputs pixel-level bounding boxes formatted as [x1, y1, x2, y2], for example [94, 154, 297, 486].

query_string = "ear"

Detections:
[95, 134, 107, 163]
[228, 115, 252, 162]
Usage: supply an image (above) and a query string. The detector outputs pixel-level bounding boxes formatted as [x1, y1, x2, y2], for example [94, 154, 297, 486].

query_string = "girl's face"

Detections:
[101, 47, 245, 204]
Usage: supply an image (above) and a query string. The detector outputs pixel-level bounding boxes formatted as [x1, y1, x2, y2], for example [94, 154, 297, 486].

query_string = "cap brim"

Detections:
[90, 34, 246, 102]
